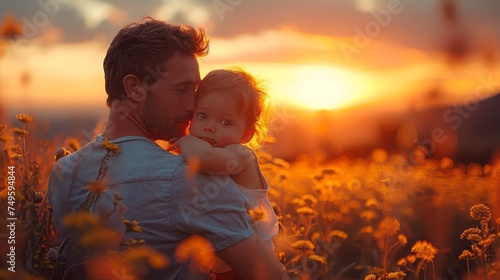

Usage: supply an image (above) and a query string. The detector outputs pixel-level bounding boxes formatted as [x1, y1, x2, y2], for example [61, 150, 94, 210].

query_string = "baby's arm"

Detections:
[174, 135, 252, 175]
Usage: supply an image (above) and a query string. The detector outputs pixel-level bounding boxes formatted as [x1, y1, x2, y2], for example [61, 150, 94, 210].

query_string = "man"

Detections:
[48, 17, 286, 280]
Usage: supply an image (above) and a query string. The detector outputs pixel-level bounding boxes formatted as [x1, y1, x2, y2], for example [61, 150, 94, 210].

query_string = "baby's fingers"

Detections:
[168, 137, 179, 144]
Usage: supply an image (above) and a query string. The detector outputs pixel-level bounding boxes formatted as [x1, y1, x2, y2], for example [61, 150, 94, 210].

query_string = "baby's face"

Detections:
[189, 92, 248, 147]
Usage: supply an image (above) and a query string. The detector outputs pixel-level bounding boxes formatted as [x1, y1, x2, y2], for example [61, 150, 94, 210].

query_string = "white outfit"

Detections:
[212, 150, 279, 273]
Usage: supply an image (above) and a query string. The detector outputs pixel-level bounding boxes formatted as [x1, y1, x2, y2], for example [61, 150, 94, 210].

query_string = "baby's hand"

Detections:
[167, 137, 181, 154]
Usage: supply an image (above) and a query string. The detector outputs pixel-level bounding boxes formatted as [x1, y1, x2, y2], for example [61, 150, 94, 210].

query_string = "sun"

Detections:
[285, 65, 367, 110]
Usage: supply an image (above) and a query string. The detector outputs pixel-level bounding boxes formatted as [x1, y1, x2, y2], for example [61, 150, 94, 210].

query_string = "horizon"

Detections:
[1, 1, 500, 113]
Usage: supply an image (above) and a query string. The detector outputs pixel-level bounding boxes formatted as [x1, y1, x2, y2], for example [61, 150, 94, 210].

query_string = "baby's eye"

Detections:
[196, 112, 207, 119]
[221, 119, 232, 126]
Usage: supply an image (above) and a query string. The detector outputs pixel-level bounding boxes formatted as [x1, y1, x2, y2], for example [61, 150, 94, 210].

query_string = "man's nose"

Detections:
[185, 90, 196, 112]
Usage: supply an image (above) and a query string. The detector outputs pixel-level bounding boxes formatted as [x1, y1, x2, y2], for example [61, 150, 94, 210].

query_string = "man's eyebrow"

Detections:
[171, 79, 199, 87]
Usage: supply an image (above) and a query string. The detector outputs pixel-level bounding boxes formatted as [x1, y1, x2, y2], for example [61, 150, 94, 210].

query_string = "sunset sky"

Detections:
[1, 0, 500, 114]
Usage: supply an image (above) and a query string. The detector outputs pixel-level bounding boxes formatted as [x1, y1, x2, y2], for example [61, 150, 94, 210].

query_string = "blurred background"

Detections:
[1, 0, 499, 164]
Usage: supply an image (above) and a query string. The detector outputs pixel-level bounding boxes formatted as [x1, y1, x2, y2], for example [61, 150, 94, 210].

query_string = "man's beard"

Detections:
[142, 106, 191, 141]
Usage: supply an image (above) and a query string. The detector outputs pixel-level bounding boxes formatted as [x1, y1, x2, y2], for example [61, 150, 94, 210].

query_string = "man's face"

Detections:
[141, 52, 200, 141]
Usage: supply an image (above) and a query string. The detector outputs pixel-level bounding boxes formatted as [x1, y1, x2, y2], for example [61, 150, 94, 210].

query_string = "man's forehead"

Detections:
[162, 54, 200, 83]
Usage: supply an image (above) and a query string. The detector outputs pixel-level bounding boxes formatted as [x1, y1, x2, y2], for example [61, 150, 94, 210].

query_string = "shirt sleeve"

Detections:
[171, 162, 255, 251]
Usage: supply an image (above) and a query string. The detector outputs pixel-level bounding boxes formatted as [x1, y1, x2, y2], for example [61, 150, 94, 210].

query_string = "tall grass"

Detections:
[0, 114, 499, 279]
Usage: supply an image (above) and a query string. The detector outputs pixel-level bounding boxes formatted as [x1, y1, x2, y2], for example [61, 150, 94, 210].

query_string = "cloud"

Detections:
[0, 0, 499, 59]
[69, 0, 117, 29]
[154, 0, 211, 27]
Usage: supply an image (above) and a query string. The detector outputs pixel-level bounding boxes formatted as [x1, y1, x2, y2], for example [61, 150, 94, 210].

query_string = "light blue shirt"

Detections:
[48, 135, 255, 279]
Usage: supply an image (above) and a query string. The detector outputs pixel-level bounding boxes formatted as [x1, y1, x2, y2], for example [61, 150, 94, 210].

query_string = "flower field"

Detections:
[0, 114, 499, 280]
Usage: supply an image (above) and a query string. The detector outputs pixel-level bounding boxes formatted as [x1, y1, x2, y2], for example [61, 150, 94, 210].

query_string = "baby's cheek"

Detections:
[188, 123, 201, 136]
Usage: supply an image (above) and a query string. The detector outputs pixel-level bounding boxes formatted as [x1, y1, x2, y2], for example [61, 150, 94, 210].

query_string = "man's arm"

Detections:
[217, 233, 287, 280]
[175, 135, 251, 175]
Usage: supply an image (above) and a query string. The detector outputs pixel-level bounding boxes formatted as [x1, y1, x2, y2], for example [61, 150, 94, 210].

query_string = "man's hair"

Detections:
[103, 17, 209, 107]
[196, 68, 270, 150]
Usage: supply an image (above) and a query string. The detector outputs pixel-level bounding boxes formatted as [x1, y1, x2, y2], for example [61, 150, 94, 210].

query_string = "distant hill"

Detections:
[267, 93, 500, 165]
[408, 93, 500, 164]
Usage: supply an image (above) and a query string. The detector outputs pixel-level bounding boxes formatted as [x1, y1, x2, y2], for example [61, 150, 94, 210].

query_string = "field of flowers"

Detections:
[0, 114, 499, 280]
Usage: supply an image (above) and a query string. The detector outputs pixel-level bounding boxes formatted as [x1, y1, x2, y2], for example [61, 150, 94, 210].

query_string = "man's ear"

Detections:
[123, 74, 146, 102]
[241, 126, 255, 144]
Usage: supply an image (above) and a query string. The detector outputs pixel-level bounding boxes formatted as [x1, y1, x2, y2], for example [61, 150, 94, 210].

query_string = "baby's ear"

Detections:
[241, 127, 255, 144]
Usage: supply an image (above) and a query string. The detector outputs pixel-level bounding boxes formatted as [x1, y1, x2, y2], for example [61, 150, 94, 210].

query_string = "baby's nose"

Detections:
[204, 124, 215, 132]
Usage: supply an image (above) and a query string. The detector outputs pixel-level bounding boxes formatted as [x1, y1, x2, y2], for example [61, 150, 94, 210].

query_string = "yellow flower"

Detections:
[12, 127, 29, 138]
[67, 138, 81, 151]
[123, 220, 142, 233]
[458, 250, 474, 260]
[291, 198, 306, 207]
[248, 207, 266, 222]
[387, 271, 406, 279]
[467, 234, 482, 243]
[398, 234, 408, 245]
[396, 258, 407, 266]
[102, 139, 120, 154]
[381, 177, 393, 187]
[114, 192, 124, 201]
[327, 230, 348, 242]
[308, 254, 326, 265]
[321, 168, 336, 176]
[85, 180, 108, 194]
[291, 240, 315, 251]
[301, 194, 318, 206]
[0, 13, 23, 40]
[123, 237, 139, 247]
[406, 254, 417, 264]
[54, 147, 71, 161]
[272, 158, 290, 168]
[296, 206, 318, 216]
[359, 210, 378, 221]
[460, 227, 481, 240]
[371, 148, 388, 163]
[277, 251, 286, 263]
[359, 226, 374, 234]
[63, 212, 99, 230]
[0, 124, 7, 132]
[257, 151, 273, 163]
[79, 228, 118, 247]
[470, 204, 491, 221]
[175, 235, 215, 273]
[379, 217, 400, 236]
[11, 153, 22, 160]
[16, 114, 33, 124]
[411, 240, 438, 261]
[124, 245, 169, 269]
[365, 198, 380, 208]
[440, 157, 454, 169]
[310, 232, 322, 243]
[479, 236, 495, 248]
[364, 274, 377, 280]
[347, 178, 362, 191]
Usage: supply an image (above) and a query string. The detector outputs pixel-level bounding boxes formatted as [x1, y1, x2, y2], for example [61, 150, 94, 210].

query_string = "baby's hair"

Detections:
[196, 67, 270, 150]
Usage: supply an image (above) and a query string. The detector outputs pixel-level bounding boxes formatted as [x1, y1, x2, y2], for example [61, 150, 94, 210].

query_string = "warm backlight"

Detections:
[285, 65, 368, 110]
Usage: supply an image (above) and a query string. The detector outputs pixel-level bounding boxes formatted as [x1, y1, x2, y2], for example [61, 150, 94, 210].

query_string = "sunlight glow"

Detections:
[286, 66, 368, 110]
[354, 0, 380, 13]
